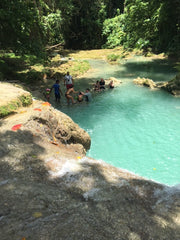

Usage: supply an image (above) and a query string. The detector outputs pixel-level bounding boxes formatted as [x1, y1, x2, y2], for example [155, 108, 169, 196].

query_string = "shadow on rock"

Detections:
[0, 130, 180, 240]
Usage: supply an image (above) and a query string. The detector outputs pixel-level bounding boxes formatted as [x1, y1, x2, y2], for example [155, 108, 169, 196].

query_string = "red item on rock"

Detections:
[11, 124, 22, 131]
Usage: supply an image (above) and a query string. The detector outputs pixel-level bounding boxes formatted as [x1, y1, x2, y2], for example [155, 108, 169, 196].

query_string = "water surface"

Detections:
[58, 57, 180, 186]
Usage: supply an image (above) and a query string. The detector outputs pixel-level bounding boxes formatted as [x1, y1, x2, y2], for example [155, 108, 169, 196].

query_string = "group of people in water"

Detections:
[45, 71, 92, 104]
[45, 71, 114, 104]
[93, 78, 114, 91]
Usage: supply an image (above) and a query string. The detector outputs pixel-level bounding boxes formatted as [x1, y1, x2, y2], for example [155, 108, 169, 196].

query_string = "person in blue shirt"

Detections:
[51, 80, 63, 102]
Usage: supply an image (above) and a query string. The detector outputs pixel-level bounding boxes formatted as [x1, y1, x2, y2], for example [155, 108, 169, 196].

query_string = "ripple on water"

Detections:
[59, 58, 180, 186]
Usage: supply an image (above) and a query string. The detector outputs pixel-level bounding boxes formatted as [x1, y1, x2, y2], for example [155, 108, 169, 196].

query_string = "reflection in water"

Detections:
[56, 57, 180, 186]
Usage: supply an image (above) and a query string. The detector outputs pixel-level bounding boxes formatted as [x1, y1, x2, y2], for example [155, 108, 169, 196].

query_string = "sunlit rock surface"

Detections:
[133, 75, 180, 96]
[133, 77, 156, 89]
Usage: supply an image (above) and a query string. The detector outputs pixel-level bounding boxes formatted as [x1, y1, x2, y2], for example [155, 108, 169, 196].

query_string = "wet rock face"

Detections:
[133, 75, 180, 96]
[105, 77, 122, 87]
[160, 74, 180, 96]
[27, 106, 91, 151]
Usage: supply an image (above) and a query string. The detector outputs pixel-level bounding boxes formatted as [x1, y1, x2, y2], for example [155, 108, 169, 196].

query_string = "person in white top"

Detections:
[64, 71, 74, 89]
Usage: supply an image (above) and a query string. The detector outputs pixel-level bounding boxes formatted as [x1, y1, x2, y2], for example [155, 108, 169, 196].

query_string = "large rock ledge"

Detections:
[0, 82, 32, 117]
[0, 101, 91, 154]
[133, 74, 180, 96]
[0, 84, 180, 239]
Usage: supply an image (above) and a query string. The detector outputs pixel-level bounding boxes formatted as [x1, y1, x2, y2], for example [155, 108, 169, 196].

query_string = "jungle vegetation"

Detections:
[0, 0, 179, 57]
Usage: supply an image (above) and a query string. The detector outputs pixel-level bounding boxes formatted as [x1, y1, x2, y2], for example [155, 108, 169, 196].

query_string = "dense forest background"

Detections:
[0, 0, 179, 57]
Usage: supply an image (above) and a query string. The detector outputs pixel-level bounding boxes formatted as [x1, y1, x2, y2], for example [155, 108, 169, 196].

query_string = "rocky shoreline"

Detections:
[0, 83, 180, 239]
[133, 74, 180, 97]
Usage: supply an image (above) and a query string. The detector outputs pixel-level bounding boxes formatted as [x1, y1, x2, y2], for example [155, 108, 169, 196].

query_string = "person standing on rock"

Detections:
[64, 71, 74, 89]
[51, 80, 63, 102]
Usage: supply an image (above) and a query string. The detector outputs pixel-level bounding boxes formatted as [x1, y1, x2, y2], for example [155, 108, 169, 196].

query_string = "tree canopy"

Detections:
[0, 0, 179, 57]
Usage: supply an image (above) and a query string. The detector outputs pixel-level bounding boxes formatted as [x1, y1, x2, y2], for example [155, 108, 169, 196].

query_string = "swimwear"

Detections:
[66, 84, 73, 89]
[77, 98, 83, 102]
[52, 83, 61, 99]
[55, 92, 60, 99]
[100, 81, 105, 89]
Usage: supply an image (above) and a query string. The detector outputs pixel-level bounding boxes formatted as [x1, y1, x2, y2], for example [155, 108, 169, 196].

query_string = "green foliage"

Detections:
[42, 10, 64, 45]
[122, 0, 161, 50]
[107, 54, 120, 62]
[0, 0, 179, 59]
[0, 53, 48, 81]
[65, 0, 107, 49]
[135, 39, 150, 50]
[70, 60, 90, 76]
[0, 53, 26, 79]
[0, 94, 32, 118]
[19, 70, 45, 84]
[103, 0, 179, 58]
[158, 1, 180, 56]
[102, 14, 125, 48]
[60, 60, 90, 77]
[0, 0, 45, 55]
[19, 94, 33, 106]
[175, 63, 180, 73]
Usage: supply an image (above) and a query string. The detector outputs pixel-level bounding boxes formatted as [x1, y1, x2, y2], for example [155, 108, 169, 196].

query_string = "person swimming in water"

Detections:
[108, 80, 114, 89]
[99, 78, 105, 90]
[81, 88, 92, 102]
[77, 91, 84, 102]
[94, 80, 100, 91]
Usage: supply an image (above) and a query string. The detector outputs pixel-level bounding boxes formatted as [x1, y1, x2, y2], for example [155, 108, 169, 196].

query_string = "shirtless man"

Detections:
[65, 86, 78, 104]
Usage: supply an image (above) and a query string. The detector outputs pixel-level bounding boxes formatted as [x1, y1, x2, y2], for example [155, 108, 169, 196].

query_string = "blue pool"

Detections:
[58, 57, 180, 186]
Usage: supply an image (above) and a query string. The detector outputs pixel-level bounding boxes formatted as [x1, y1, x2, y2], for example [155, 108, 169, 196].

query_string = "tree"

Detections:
[103, 0, 180, 57]
[0, 0, 44, 55]
[63, 0, 107, 49]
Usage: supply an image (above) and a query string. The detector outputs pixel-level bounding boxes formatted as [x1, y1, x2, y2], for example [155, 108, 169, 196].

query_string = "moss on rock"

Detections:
[0, 83, 32, 118]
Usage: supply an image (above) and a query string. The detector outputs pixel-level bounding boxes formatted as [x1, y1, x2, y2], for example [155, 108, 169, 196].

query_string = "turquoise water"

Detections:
[58, 57, 180, 186]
